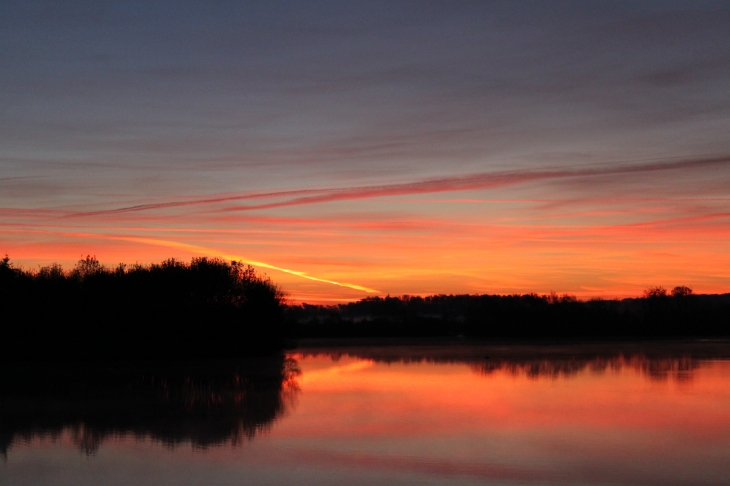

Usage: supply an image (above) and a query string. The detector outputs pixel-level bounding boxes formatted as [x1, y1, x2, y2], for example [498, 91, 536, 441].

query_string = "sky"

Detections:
[2, 0, 730, 302]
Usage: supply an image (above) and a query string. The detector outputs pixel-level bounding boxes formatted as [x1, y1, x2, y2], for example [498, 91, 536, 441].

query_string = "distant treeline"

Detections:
[287, 288, 730, 339]
[0, 256, 285, 360]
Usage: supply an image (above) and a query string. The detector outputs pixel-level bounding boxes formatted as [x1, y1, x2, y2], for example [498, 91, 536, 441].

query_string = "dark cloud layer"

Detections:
[2, 1, 730, 190]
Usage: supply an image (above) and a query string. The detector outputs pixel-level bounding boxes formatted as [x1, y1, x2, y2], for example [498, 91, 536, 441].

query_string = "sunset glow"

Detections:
[4, 5, 730, 486]
[2, 2, 730, 302]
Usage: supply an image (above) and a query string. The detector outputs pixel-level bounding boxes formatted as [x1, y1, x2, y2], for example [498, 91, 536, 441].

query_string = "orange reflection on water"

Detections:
[4, 349, 730, 485]
[277, 353, 730, 444]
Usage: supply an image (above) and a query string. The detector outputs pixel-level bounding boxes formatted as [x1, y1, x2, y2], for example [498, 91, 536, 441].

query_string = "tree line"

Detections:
[286, 288, 730, 339]
[0, 255, 286, 360]
[2, 253, 729, 359]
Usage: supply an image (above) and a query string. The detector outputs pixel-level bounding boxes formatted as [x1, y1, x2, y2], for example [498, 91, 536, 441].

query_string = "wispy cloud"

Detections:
[72, 188, 326, 217]
[0, 176, 45, 183]
[79, 155, 730, 215]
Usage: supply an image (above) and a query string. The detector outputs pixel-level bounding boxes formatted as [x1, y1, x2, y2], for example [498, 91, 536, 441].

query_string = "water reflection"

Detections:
[3, 342, 730, 486]
[0, 355, 300, 456]
[473, 355, 704, 381]
[297, 340, 730, 381]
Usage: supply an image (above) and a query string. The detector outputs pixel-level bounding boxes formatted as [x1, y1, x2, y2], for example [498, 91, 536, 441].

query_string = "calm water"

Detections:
[2, 342, 730, 486]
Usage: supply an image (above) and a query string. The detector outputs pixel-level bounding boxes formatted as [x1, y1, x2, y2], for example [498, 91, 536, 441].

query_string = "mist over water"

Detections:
[2, 342, 730, 485]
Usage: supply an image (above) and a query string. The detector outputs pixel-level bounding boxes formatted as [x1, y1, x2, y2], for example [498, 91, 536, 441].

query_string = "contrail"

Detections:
[3, 228, 380, 294]
[119, 237, 380, 293]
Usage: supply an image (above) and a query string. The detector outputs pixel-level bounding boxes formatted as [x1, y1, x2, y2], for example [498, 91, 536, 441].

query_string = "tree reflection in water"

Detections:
[0, 355, 300, 456]
[472, 355, 701, 381]
[298, 340, 730, 382]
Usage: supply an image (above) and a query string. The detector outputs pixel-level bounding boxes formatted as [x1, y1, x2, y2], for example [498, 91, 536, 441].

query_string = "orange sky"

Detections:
[2, 3, 730, 303]
[3, 162, 730, 302]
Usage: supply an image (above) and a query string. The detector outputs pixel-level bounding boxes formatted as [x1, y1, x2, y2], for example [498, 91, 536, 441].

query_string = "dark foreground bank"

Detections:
[3, 254, 730, 360]
[0, 256, 286, 360]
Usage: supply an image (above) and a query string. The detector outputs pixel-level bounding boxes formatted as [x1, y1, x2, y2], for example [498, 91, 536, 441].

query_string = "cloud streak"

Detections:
[82, 155, 730, 216]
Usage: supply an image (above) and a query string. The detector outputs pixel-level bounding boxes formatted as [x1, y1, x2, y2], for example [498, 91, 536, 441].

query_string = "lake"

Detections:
[2, 341, 730, 485]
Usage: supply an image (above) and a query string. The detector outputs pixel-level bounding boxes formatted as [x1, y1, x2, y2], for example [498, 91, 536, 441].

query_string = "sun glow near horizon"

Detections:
[2, 2, 730, 302]
[4, 166, 729, 303]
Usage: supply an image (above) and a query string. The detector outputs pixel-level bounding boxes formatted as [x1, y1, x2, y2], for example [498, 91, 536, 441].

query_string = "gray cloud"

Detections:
[2, 1, 730, 208]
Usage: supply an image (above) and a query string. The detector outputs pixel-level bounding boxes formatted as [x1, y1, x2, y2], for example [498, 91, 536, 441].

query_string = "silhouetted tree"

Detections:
[643, 286, 668, 298]
[0, 256, 286, 360]
[671, 286, 693, 297]
[71, 255, 105, 279]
